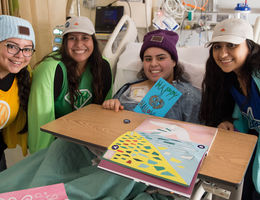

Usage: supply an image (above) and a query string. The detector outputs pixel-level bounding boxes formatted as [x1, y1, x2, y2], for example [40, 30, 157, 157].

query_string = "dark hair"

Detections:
[16, 66, 31, 133]
[199, 39, 260, 126]
[36, 34, 110, 109]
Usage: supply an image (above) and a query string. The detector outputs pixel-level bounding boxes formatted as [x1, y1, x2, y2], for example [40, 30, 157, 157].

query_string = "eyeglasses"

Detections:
[5, 43, 35, 57]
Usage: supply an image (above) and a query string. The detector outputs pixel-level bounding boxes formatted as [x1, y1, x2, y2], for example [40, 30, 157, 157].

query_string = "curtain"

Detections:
[0, 0, 19, 16]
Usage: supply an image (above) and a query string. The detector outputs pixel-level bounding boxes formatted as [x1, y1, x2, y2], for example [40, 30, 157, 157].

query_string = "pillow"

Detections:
[177, 46, 209, 89]
[112, 42, 143, 94]
[113, 42, 209, 94]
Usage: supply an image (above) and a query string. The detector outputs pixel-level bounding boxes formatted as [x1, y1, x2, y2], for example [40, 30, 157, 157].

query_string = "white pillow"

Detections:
[113, 42, 143, 94]
[177, 46, 209, 89]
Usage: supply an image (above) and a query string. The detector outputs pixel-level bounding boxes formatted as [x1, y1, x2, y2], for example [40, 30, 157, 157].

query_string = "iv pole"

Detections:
[76, 0, 81, 16]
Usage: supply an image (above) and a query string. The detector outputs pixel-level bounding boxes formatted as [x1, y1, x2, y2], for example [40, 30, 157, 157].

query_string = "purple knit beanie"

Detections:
[140, 29, 179, 62]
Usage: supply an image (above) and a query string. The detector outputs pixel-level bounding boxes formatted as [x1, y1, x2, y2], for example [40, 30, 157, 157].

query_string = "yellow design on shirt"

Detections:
[0, 78, 19, 129]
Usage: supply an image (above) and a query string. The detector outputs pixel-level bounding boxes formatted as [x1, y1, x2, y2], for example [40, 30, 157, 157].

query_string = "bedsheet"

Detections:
[0, 138, 176, 200]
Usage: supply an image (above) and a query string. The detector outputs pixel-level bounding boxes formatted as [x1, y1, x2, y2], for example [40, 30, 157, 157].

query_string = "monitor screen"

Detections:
[95, 6, 124, 33]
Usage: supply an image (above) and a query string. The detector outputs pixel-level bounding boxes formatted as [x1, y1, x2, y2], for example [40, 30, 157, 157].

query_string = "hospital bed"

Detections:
[102, 13, 260, 200]
[102, 15, 211, 200]
[102, 15, 209, 95]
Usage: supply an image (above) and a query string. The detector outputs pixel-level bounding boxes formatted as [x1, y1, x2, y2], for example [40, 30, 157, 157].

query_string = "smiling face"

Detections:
[0, 38, 33, 79]
[66, 32, 94, 68]
[212, 41, 249, 75]
[143, 47, 176, 84]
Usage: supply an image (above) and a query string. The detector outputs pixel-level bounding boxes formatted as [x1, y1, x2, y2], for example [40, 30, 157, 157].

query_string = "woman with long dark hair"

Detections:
[28, 16, 112, 153]
[200, 18, 260, 199]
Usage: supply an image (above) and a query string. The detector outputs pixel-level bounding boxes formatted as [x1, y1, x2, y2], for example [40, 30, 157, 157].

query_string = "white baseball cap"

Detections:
[62, 16, 95, 36]
[205, 18, 253, 47]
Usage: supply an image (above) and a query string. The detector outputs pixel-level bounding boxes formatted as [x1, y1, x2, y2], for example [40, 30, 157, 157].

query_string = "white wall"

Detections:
[216, 0, 260, 9]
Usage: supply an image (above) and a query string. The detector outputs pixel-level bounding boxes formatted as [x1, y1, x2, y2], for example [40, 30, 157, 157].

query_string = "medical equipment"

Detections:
[95, 6, 124, 33]
[234, 2, 251, 22]
[83, 0, 96, 9]
[52, 25, 64, 52]
[102, 15, 138, 78]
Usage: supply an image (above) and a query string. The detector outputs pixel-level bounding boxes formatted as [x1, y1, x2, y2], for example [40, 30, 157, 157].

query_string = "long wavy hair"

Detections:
[37, 34, 108, 109]
[199, 39, 260, 126]
[16, 66, 31, 133]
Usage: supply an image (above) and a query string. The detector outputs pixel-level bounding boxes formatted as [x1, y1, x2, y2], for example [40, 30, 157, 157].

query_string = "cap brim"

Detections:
[204, 35, 246, 47]
[62, 29, 95, 36]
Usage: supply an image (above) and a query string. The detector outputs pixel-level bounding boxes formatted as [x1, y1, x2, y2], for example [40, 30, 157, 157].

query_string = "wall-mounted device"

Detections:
[52, 25, 64, 52]
[95, 6, 124, 34]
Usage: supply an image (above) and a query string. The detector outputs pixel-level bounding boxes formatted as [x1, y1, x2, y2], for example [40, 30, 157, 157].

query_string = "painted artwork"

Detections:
[98, 159, 201, 198]
[133, 78, 182, 117]
[0, 183, 68, 200]
[135, 118, 218, 153]
[103, 130, 208, 187]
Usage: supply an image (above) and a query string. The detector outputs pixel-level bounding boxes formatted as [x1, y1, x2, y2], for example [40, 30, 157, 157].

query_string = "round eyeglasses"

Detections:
[5, 43, 35, 57]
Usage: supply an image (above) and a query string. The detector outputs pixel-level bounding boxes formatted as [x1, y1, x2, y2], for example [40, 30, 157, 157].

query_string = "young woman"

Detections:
[199, 18, 260, 199]
[103, 29, 201, 124]
[0, 15, 35, 171]
[28, 16, 112, 153]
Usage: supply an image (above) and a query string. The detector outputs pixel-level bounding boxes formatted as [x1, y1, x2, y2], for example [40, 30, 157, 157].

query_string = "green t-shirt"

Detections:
[54, 63, 94, 118]
[28, 56, 113, 154]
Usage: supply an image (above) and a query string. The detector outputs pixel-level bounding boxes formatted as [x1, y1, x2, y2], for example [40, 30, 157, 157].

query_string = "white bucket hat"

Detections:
[205, 18, 253, 47]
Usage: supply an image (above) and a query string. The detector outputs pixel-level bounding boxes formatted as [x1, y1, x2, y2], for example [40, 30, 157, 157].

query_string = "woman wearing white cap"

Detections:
[200, 18, 260, 199]
[0, 15, 35, 171]
[27, 16, 113, 154]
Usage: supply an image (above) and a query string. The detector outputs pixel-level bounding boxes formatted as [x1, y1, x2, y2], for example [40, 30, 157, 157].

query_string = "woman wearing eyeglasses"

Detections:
[0, 15, 35, 171]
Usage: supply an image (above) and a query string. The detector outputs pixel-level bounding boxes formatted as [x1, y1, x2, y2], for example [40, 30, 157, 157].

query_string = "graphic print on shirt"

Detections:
[0, 100, 11, 129]
[242, 107, 260, 133]
[64, 89, 92, 109]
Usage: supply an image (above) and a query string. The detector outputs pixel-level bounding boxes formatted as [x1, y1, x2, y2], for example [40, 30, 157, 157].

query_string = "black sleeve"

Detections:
[101, 59, 112, 100]
[54, 64, 63, 100]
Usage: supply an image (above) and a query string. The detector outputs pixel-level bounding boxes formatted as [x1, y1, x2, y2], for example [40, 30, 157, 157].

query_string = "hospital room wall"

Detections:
[71, 0, 260, 46]
[17, 0, 260, 66]
[18, 0, 67, 67]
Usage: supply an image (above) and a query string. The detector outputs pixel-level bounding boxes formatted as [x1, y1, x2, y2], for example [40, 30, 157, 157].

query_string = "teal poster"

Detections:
[133, 78, 182, 117]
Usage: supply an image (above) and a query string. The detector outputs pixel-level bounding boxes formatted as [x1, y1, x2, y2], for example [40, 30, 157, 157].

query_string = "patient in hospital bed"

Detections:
[103, 29, 201, 124]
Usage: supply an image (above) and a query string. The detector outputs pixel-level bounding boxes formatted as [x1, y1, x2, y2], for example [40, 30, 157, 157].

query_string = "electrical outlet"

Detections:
[217, 14, 230, 22]
[201, 14, 212, 21]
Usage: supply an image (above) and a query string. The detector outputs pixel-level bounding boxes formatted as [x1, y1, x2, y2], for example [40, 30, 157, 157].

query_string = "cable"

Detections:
[107, 0, 131, 18]
[124, 1, 132, 18]
[107, 0, 119, 7]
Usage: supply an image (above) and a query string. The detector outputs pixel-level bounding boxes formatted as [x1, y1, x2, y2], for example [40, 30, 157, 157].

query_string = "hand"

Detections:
[102, 99, 124, 112]
[217, 121, 234, 131]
